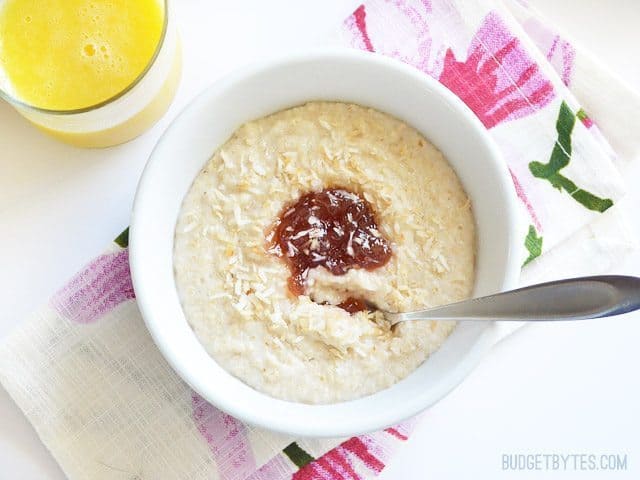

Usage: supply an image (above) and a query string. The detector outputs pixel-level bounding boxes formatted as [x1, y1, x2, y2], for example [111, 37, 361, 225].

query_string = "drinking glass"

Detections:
[0, 0, 181, 148]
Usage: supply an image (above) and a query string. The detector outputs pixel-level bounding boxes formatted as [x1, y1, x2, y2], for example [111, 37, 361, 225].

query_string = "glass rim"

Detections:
[0, 0, 169, 116]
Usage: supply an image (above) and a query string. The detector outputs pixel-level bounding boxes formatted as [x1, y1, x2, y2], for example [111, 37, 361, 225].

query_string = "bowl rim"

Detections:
[130, 48, 522, 437]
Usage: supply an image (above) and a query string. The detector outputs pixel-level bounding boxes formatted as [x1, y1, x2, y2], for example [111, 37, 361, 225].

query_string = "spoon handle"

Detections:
[389, 275, 640, 323]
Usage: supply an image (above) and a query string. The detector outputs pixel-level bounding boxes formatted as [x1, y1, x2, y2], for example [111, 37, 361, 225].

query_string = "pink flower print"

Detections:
[293, 435, 392, 480]
[191, 393, 256, 480]
[296, 448, 362, 480]
[384, 426, 408, 440]
[286, 423, 412, 480]
[522, 17, 575, 87]
[439, 12, 555, 129]
[50, 249, 135, 324]
[245, 454, 295, 480]
[343, 1, 447, 77]
[351, 5, 374, 52]
[384, 416, 420, 440]
[509, 168, 542, 232]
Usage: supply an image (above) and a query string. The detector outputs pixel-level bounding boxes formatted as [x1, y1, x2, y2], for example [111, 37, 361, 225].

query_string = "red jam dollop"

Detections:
[269, 187, 392, 312]
[336, 297, 370, 314]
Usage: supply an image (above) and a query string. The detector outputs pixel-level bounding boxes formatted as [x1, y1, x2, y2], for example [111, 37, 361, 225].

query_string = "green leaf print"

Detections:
[523, 225, 543, 267]
[576, 108, 589, 123]
[283, 442, 315, 468]
[114, 227, 129, 248]
[529, 101, 613, 213]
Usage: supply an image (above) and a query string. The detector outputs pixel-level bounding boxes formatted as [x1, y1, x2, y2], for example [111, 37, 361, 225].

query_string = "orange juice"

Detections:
[0, 0, 181, 147]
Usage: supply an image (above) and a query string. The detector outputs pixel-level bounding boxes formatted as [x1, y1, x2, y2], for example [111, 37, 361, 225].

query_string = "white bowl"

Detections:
[130, 50, 521, 438]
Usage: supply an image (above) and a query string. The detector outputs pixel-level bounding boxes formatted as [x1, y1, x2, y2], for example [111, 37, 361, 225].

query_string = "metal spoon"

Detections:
[383, 275, 640, 326]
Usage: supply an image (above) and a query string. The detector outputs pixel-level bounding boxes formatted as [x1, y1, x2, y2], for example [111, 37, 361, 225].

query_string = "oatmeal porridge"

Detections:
[173, 102, 475, 403]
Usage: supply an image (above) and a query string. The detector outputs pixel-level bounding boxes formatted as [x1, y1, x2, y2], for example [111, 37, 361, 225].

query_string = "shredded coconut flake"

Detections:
[173, 101, 475, 404]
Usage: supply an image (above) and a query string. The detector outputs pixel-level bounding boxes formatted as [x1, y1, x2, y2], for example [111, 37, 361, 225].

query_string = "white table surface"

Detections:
[1, 1, 639, 479]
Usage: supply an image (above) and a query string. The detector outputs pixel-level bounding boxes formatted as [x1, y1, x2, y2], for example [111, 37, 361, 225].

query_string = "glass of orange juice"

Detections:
[0, 0, 181, 148]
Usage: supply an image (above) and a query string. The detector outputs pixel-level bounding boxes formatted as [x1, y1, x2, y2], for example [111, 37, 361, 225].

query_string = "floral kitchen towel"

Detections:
[1, 1, 639, 479]
[335, 0, 638, 271]
[504, 0, 640, 168]
[0, 233, 415, 480]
